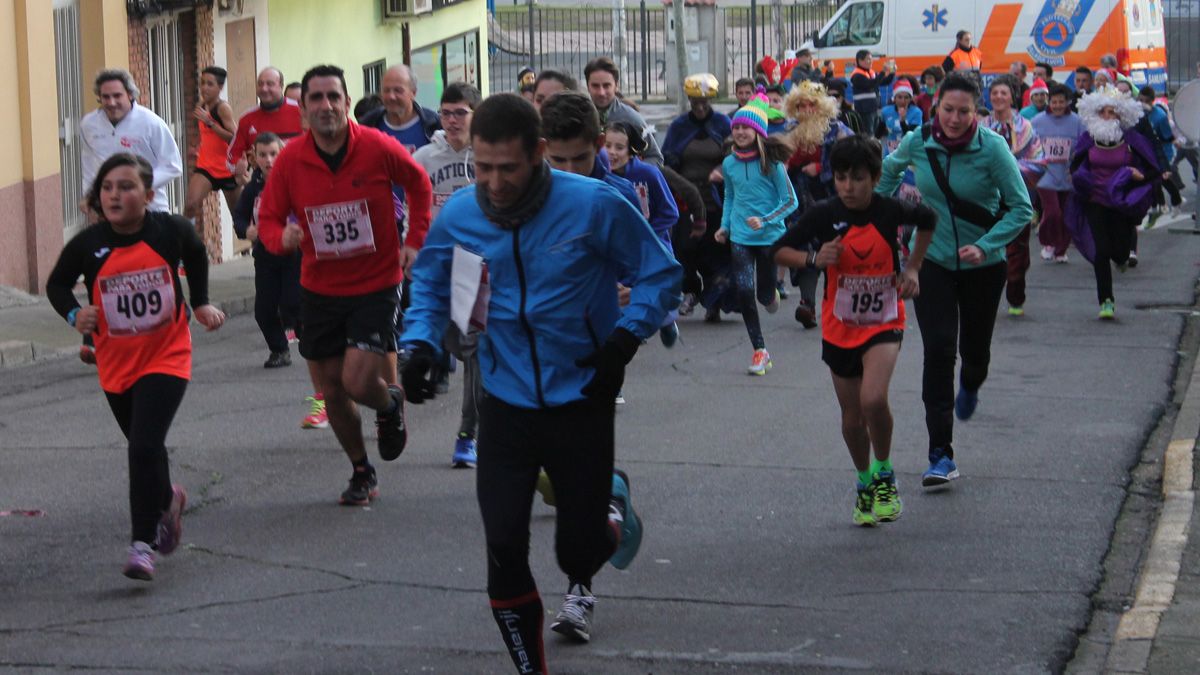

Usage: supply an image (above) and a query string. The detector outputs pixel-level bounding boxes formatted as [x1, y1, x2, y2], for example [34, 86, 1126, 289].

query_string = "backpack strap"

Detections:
[921, 124, 1003, 231]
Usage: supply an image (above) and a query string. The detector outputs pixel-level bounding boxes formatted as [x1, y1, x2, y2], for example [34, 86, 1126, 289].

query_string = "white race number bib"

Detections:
[305, 199, 377, 260]
[833, 274, 898, 326]
[1043, 137, 1072, 161]
[99, 266, 175, 337]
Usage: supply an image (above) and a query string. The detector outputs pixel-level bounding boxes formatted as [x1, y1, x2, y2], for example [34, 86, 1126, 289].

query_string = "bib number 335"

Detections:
[305, 199, 377, 260]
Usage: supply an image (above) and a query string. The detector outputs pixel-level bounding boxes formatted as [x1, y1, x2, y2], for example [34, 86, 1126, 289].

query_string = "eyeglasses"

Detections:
[439, 108, 471, 119]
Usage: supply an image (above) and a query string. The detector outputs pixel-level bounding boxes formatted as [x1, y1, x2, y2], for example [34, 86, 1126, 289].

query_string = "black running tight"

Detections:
[912, 261, 1006, 454]
[104, 374, 187, 544]
[476, 393, 617, 601]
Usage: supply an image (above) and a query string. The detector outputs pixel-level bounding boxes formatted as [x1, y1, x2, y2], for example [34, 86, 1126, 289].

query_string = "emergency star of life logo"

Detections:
[922, 4, 948, 31]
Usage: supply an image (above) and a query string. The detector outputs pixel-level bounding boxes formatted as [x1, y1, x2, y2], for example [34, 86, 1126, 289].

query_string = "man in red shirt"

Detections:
[257, 64, 433, 505]
[226, 67, 304, 176]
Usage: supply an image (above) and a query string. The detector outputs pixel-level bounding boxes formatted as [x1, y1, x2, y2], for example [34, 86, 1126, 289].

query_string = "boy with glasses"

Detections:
[411, 82, 484, 468]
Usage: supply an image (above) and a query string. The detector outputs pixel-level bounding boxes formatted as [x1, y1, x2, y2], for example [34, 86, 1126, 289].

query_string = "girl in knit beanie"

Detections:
[715, 89, 798, 375]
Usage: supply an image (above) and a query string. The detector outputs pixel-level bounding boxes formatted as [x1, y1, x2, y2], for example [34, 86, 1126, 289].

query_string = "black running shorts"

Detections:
[299, 286, 400, 360]
[195, 168, 239, 193]
[821, 329, 903, 379]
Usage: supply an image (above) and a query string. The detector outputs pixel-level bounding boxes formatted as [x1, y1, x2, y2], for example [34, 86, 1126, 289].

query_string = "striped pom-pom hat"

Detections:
[732, 86, 771, 137]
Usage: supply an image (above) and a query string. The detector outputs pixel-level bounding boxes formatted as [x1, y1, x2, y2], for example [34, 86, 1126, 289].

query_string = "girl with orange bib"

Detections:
[47, 153, 225, 581]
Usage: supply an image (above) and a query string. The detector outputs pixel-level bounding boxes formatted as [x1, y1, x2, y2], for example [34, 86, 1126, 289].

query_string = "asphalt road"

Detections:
[2, 223, 1199, 673]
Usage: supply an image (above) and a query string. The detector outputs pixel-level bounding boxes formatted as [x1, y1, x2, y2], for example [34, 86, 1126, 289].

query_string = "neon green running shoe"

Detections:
[853, 483, 877, 527]
[535, 470, 556, 507]
[1098, 299, 1115, 320]
[870, 471, 903, 522]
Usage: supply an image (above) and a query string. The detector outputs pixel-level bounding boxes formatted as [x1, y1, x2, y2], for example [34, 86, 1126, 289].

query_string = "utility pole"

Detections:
[672, 0, 688, 113]
[771, 0, 785, 61]
[613, 0, 628, 81]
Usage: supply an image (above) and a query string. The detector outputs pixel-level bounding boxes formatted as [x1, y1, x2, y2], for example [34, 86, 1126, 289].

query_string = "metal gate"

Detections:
[53, 0, 85, 235]
[1166, 0, 1200, 91]
[145, 15, 187, 213]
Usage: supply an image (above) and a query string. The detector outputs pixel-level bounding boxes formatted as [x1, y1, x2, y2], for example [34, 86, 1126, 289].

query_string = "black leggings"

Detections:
[254, 251, 301, 353]
[104, 374, 188, 544]
[912, 261, 1006, 454]
[476, 393, 616, 602]
[1085, 203, 1136, 304]
[731, 243, 778, 350]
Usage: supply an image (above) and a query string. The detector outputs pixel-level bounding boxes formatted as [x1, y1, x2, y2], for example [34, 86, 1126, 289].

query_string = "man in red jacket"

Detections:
[257, 64, 433, 506]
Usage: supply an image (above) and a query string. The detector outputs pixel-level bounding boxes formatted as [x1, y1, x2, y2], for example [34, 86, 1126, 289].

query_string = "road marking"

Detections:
[1107, 355, 1198, 671]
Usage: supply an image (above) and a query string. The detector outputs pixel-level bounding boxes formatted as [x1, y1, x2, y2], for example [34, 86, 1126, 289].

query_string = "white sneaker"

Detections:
[765, 289, 780, 314]
[1040, 245, 1054, 261]
[1054, 253, 1069, 263]
[748, 349, 771, 376]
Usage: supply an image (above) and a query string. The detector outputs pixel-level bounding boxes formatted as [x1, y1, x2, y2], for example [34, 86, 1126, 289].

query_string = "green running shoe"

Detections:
[1098, 299, 1115, 320]
[853, 483, 877, 527]
[870, 471, 902, 522]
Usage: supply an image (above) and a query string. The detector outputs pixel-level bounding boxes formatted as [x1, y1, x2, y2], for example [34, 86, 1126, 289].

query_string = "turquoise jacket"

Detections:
[877, 125, 1034, 270]
[719, 155, 798, 247]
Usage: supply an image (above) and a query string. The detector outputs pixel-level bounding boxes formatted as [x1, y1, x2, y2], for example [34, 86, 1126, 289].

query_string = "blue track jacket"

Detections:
[401, 170, 682, 409]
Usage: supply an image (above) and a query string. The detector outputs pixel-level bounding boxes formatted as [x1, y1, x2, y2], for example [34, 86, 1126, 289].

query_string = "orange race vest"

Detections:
[950, 47, 983, 71]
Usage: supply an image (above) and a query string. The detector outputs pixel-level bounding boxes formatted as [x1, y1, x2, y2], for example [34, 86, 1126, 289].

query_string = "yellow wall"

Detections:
[0, 0, 23, 187]
[267, 0, 488, 104]
[15, 0, 60, 181]
[78, 0, 129, 115]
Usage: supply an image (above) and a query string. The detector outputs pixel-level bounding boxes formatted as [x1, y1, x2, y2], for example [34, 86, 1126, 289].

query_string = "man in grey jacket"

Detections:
[584, 56, 664, 166]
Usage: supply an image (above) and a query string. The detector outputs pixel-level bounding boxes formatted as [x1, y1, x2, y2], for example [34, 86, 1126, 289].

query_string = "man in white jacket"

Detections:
[80, 69, 182, 215]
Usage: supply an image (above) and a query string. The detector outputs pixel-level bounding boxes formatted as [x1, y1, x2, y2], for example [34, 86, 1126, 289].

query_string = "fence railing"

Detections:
[489, 1, 840, 101]
[721, 2, 839, 94]
[1166, 2, 1199, 91]
[490, 3, 668, 101]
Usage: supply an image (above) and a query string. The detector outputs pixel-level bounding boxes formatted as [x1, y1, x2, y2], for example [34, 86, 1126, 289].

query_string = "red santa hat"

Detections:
[1030, 78, 1049, 96]
[891, 79, 914, 98]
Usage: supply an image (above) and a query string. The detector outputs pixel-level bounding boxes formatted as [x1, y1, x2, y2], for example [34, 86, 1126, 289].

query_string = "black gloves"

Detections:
[575, 328, 640, 401]
[399, 341, 437, 404]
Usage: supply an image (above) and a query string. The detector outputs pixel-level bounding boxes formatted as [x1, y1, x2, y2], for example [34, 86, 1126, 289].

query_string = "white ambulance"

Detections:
[802, 0, 1169, 93]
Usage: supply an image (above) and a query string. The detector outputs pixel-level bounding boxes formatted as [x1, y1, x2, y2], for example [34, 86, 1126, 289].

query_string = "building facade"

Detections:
[2, 0, 487, 293]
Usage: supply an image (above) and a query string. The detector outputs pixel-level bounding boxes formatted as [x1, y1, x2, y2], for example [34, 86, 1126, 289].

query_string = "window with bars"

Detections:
[364, 60, 386, 95]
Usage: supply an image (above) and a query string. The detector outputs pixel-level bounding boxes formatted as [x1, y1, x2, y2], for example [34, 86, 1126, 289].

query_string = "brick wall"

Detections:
[183, 7, 224, 263]
[127, 8, 224, 263]
[127, 16, 149, 105]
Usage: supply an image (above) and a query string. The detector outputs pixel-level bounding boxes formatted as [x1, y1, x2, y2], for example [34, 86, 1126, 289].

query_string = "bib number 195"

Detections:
[848, 291, 885, 315]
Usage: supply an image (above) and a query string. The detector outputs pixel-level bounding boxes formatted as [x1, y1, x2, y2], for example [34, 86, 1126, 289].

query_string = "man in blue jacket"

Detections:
[399, 93, 680, 674]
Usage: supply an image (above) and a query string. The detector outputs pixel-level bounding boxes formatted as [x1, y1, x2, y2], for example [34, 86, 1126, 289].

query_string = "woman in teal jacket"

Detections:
[876, 73, 1034, 489]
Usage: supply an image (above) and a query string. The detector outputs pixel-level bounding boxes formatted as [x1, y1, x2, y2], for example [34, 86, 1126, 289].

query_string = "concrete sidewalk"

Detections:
[0, 254, 257, 368]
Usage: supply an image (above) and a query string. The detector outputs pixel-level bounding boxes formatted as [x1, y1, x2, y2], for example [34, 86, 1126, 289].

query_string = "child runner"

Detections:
[46, 153, 226, 580]
[185, 66, 239, 221]
[411, 82, 483, 467]
[232, 133, 302, 369]
[774, 135, 935, 525]
[605, 120, 683, 347]
[716, 91, 797, 375]
[1032, 83, 1082, 263]
[232, 134, 328, 429]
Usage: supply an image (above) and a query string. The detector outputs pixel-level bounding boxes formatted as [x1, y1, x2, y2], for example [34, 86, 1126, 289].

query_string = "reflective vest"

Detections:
[949, 47, 983, 71]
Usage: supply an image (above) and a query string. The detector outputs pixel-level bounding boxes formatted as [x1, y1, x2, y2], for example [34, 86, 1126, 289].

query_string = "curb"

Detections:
[0, 294, 257, 369]
[1105, 355, 1200, 672]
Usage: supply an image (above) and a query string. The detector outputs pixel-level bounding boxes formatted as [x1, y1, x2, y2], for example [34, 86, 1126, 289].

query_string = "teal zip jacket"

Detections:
[877, 125, 1034, 270]
[720, 154, 798, 246]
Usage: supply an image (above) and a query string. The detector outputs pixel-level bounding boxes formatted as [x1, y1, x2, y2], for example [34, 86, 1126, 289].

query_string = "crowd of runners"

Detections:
[46, 37, 1200, 672]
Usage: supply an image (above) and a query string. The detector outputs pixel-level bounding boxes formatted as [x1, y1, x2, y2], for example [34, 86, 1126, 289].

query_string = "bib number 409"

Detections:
[115, 289, 163, 320]
[322, 220, 360, 245]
